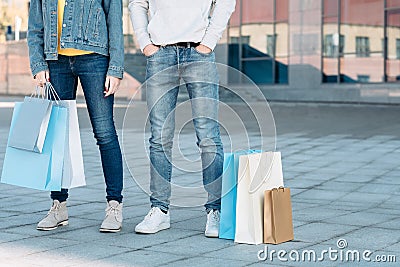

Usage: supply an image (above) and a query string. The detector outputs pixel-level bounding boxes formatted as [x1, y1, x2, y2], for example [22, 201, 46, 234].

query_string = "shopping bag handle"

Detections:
[232, 149, 260, 154]
[272, 186, 285, 192]
[29, 86, 47, 100]
[28, 83, 61, 105]
[248, 152, 276, 194]
[45, 82, 61, 105]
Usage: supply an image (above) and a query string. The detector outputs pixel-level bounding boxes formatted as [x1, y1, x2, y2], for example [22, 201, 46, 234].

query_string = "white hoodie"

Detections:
[129, 0, 236, 51]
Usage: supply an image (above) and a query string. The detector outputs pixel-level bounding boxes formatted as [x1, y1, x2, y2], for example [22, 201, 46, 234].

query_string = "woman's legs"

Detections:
[39, 54, 123, 231]
[37, 56, 76, 230]
[72, 54, 123, 203]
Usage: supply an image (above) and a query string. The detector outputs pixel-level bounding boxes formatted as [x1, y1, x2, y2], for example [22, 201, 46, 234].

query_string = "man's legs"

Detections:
[182, 49, 223, 237]
[145, 47, 180, 211]
[147, 86, 179, 211]
[136, 46, 223, 236]
[182, 49, 223, 212]
[135, 47, 179, 234]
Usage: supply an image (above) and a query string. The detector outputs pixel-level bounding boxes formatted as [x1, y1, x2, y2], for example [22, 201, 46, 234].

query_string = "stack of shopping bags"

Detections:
[1, 83, 86, 190]
[219, 151, 294, 245]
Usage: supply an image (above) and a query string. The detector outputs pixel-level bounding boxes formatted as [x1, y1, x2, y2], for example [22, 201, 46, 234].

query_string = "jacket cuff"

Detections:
[107, 65, 124, 79]
[31, 62, 49, 77]
[138, 36, 153, 52]
[200, 34, 219, 51]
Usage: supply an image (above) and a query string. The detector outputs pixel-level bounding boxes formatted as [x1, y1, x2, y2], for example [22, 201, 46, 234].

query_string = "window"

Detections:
[324, 34, 345, 57]
[357, 75, 370, 83]
[266, 34, 276, 57]
[356, 37, 370, 57]
[227, 0, 289, 84]
[229, 36, 250, 45]
[397, 39, 400, 59]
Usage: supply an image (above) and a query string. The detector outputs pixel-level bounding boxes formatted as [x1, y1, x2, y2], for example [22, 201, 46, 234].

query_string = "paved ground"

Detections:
[0, 95, 399, 266]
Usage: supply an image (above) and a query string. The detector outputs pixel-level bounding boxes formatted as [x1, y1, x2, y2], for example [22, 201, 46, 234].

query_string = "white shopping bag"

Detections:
[234, 152, 284, 245]
[61, 100, 86, 188]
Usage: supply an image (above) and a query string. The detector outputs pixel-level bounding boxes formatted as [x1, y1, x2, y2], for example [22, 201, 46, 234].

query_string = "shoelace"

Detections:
[208, 211, 220, 226]
[47, 203, 60, 215]
[145, 208, 157, 220]
[106, 205, 120, 217]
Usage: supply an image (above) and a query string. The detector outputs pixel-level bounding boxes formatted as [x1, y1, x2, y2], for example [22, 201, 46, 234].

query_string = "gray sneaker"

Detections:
[100, 200, 123, 233]
[37, 200, 68, 231]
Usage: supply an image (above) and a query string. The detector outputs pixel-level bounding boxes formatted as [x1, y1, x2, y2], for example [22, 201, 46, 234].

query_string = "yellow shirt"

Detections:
[58, 0, 93, 56]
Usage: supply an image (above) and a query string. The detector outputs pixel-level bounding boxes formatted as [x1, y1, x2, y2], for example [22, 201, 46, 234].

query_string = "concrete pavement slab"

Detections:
[1, 100, 400, 266]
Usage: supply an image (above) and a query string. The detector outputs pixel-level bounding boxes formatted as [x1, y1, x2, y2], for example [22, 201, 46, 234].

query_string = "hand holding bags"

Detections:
[234, 152, 284, 244]
[264, 187, 294, 244]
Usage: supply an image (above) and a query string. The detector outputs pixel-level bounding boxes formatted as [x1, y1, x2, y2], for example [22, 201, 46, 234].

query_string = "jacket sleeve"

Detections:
[201, 0, 236, 50]
[128, 0, 152, 52]
[27, 0, 48, 77]
[103, 0, 125, 79]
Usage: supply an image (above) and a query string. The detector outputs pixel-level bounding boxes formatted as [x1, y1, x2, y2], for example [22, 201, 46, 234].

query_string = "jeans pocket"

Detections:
[146, 47, 163, 59]
[193, 47, 213, 56]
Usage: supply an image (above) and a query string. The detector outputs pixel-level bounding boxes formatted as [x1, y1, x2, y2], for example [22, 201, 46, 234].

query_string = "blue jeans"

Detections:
[48, 54, 123, 203]
[145, 46, 223, 211]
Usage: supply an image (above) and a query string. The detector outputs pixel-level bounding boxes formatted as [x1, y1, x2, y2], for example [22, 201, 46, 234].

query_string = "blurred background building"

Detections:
[0, 0, 399, 103]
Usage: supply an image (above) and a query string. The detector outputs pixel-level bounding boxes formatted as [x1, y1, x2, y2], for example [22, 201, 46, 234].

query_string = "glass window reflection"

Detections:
[227, 0, 289, 84]
[323, 0, 399, 83]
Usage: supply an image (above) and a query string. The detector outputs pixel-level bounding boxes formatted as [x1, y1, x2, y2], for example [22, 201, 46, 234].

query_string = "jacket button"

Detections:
[62, 24, 66, 27]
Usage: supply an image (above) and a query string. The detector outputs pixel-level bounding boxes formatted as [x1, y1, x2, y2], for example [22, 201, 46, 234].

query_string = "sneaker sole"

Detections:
[205, 231, 219, 238]
[135, 223, 170, 234]
[36, 220, 69, 231]
[99, 227, 122, 233]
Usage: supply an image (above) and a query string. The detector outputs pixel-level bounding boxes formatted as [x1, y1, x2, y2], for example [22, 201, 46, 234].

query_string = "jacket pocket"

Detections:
[94, 8, 101, 37]
[83, 1, 107, 47]
[86, 7, 102, 38]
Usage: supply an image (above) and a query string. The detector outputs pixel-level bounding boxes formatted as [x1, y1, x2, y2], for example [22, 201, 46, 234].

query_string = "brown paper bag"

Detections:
[264, 187, 294, 244]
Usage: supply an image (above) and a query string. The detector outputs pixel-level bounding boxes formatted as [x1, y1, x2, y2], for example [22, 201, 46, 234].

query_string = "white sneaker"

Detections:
[135, 207, 170, 234]
[37, 200, 68, 231]
[100, 200, 123, 233]
[205, 209, 220, 238]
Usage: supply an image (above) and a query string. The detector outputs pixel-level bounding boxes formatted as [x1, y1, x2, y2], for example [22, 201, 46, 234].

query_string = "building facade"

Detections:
[2, 0, 400, 103]
[222, 0, 400, 103]
[123, 0, 400, 103]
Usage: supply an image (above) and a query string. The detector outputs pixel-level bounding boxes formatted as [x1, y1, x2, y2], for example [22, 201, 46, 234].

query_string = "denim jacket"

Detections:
[27, 0, 124, 79]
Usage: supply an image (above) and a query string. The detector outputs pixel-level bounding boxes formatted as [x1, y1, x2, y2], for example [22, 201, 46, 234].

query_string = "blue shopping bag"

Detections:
[219, 150, 261, 240]
[1, 102, 67, 191]
[8, 97, 52, 153]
